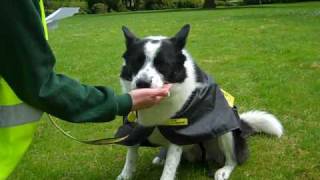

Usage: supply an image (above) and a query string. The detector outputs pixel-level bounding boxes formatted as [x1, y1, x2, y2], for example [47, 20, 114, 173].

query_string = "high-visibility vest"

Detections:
[0, 0, 47, 179]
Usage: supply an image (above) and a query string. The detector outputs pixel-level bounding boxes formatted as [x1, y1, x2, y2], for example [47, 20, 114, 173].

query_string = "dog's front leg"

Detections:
[215, 132, 237, 180]
[160, 144, 183, 180]
[117, 146, 139, 180]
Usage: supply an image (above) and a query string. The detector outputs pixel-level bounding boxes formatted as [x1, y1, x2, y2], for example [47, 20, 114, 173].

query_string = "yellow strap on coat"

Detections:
[221, 89, 235, 107]
[127, 112, 188, 126]
[164, 118, 188, 126]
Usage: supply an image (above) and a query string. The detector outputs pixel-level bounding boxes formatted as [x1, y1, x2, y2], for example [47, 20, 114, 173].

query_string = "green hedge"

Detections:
[91, 2, 108, 13]
[143, 0, 175, 9]
[45, 0, 88, 14]
[175, 0, 204, 8]
[45, 0, 320, 13]
[216, 0, 243, 6]
[86, 0, 127, 12]
[142, 0, 204, 9]
[243, 0, 318, 4]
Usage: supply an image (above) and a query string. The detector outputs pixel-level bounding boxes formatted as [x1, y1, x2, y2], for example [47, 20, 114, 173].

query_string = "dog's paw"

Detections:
[116, 173, 132, 180]
[152, 156, 165, 166]
[214, 168, 231, 180]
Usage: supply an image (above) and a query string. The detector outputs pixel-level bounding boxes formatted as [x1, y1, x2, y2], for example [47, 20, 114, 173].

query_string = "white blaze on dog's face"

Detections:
[120, 25, 191, 91]
[133, 37, 165, 89]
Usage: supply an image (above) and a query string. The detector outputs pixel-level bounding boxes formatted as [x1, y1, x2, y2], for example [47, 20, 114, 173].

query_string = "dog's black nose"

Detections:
[136, 79, 151, 88]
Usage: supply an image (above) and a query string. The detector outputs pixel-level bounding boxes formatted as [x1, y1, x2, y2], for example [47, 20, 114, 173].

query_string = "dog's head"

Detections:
[120, 25, 191, 90]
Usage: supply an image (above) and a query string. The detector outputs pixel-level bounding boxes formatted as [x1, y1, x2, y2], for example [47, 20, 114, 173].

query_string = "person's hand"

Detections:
[129, 84, 172, 111]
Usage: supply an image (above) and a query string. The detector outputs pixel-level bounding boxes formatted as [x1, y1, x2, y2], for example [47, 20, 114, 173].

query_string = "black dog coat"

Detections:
[115, 74, 242, 146]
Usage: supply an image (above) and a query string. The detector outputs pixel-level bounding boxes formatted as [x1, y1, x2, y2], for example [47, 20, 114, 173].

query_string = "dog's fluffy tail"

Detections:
[240, 110, 283, 138]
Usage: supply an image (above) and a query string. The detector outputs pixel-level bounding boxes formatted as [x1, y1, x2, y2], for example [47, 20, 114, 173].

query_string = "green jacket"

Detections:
[0, 0, 132, 123]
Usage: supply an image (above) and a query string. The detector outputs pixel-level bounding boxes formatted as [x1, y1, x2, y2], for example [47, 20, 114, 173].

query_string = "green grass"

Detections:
[9, 2, 320, 180]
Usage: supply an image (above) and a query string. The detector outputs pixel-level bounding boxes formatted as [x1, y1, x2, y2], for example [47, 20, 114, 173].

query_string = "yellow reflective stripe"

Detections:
[0, 77, 42, 127]
[221, 89, 235, 107]
[0, 122, 38, 179]
[0, 103, 43, 127]
[39, 0, 48, 40]
[0, 78, 22, 106]
[127, 112, 188, 126]
[164, 118, 188, 126]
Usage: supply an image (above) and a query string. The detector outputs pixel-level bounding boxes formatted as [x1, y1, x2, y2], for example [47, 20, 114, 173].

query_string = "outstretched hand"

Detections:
[129, 84, 172, 111]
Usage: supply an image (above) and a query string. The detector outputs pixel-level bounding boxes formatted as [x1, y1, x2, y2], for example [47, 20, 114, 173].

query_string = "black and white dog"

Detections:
[116, 24, 283, 180]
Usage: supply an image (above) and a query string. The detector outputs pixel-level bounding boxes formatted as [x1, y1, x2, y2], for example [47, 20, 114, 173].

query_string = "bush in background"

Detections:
[45, 0, 89, 14]
[45, 0, 318, 13]
[105, 0, 128, 12]
[86, 0, 127, 12]
[243, 0, 318, 5]
[91, 2, 108, 13]
[216, 0, 243, 6]
[175, 0, 204, 8]
[142, 0, 204, 9]
[143, 0, 175, 9]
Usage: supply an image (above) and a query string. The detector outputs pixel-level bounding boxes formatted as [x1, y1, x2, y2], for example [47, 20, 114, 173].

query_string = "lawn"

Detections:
[9, 2, 320, 180]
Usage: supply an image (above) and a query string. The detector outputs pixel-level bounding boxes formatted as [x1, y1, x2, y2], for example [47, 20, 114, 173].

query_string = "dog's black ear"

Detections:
[122, 26, 138, 48]
[171, 24, 190, 51]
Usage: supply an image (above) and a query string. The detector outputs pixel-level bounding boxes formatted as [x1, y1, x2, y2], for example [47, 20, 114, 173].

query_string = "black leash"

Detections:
[47, 114, 128, 145]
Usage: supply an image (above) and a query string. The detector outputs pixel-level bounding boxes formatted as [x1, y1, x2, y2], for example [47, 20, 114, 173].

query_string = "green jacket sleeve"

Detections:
[0, 0, 132, 123]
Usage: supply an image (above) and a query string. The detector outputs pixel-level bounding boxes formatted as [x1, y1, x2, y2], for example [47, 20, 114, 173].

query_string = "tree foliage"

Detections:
[45, 0, 316, 13]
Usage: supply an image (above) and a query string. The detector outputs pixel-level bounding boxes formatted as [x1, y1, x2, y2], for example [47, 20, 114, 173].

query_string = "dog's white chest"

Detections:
[148, 128, 170, 147]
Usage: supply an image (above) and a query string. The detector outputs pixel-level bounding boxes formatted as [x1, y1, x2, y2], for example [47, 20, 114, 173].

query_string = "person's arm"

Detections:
[0, 0, 133, 123]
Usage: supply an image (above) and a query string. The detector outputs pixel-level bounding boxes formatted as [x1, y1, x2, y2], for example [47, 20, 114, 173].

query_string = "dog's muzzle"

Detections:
[136, 79, 152, 88]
